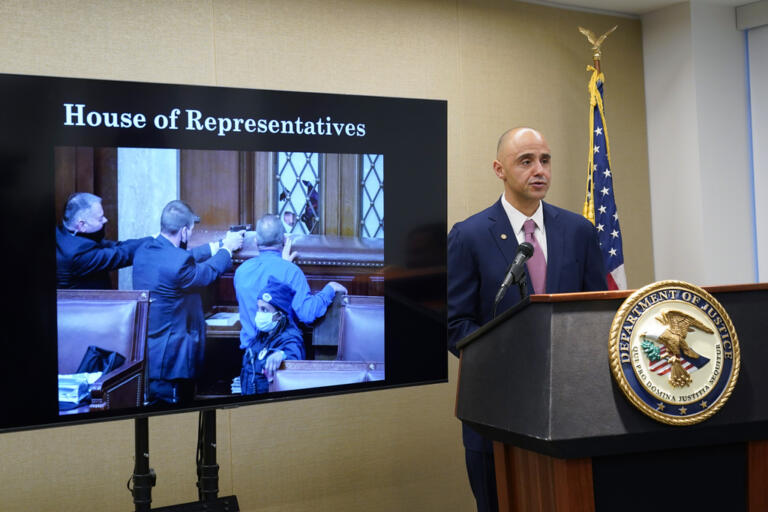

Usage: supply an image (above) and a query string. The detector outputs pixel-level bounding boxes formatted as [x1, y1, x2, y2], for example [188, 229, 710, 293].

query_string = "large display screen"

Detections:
[0, 73, 447, 432]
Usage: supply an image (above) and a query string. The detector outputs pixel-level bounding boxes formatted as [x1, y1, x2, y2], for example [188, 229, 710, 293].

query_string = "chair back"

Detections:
[57, 289, 150, 411]
[336, 295, 384, 362]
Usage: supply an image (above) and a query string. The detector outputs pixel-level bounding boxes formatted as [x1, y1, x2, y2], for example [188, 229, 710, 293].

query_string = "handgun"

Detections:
[229, 224, 252, 232]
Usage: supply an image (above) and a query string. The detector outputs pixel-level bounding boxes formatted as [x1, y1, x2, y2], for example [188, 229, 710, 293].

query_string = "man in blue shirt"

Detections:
[234, 214, 347, 352]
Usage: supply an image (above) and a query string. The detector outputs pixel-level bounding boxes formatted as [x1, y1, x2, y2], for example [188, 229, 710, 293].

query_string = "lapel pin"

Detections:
[500, 234, 508, 240]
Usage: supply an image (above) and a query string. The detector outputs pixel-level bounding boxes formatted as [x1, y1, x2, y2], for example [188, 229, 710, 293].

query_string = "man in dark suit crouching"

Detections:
[133, 200, 244, 404]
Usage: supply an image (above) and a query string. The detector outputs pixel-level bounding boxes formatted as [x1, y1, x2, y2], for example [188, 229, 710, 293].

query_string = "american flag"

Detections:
[582, 66, 626, 290]
[649, 347, 703, 376]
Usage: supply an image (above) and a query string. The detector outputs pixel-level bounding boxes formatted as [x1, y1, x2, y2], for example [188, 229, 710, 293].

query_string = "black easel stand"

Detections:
[131, 417, 156, 512]
[131, 411, 239, 512]
[197, 409, 219, 503]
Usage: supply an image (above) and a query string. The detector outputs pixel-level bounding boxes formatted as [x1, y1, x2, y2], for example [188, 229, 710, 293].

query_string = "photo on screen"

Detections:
[55, 147, 386, 415]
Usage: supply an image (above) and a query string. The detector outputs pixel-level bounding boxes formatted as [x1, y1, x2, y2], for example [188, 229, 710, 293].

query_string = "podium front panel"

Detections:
[457, 287, 768, 458]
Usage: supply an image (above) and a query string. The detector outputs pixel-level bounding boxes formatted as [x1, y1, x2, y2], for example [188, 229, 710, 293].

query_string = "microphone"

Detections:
[493, 242, 534, 308]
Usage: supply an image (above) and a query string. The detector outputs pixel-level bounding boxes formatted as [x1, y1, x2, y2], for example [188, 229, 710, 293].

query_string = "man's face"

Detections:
[78, 202, 107, 233]
[283, 211, 297, 227]
[493, 129, 551, 214]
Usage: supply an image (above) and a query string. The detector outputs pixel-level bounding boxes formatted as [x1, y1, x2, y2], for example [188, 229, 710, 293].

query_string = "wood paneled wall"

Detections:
[56, 148, 369, 237]
[54, 147, 118, 242]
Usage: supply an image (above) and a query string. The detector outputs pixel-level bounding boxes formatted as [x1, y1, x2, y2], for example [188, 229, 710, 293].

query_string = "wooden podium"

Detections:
[456, 284, 768, 512]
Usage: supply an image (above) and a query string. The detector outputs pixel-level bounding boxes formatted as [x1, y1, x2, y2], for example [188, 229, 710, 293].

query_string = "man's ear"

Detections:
[492, 160, 505, 180]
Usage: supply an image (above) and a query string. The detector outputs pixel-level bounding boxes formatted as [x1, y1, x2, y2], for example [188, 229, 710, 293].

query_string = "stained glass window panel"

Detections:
[361, 154, 383, 239]
[276, 152, 321, 234]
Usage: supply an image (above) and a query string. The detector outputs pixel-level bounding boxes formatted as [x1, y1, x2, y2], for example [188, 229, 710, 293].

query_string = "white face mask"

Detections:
[255, 311, 278, 332]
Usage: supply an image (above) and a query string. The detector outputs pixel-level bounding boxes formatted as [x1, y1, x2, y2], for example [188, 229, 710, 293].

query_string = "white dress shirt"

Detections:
[499, 195, 548, 261]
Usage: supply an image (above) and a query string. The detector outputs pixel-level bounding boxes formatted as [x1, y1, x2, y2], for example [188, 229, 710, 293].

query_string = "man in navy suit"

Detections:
[56, 192, 151, 289]
[448, 127, 607, 511]
[132, 200, 244, 404]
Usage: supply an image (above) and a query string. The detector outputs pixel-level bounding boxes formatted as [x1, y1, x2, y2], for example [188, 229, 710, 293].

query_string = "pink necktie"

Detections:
[523, 219, 546, 294]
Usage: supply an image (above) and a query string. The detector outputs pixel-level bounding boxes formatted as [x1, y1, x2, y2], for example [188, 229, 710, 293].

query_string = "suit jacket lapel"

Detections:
[488, 199, 519, 266]
[543, 202, 563, 294]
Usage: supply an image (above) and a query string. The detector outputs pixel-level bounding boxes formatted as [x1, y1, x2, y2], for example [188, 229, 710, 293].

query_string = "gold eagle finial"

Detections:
[578, 25, 618, 61]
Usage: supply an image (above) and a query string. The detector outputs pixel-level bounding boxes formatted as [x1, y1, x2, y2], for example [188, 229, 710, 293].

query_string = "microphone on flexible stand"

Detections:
[493, 242, 534, 318]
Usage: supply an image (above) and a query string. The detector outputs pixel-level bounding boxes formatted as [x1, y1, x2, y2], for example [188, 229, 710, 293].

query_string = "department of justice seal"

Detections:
[609, 280, 740, 425]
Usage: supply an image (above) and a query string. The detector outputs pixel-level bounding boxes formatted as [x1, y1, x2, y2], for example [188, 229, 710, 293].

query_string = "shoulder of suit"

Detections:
[543, 202, 593, 229]
[137, 236, 187, 259]
[60, 233, 108, 257]
[139, 236, 164, 250]
[450, 202, 499, 232]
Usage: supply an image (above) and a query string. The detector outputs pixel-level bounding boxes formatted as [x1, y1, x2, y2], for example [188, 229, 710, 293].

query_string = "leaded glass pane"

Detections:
[276, 152, 321, 234]
[361, 154, 384, 239]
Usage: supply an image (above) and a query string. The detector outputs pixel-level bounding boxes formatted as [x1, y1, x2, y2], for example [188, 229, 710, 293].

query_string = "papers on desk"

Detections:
[58, 371, 102, 406]
[205, 312, 240, 327]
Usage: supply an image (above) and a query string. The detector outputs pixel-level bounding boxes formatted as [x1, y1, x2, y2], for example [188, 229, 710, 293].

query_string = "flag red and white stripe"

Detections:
[648, 347, 699, 376]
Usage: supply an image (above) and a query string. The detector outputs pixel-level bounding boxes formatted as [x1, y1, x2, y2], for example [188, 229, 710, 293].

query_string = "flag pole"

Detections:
[578, 25, 617, 223]
[578, 25, 627, 290]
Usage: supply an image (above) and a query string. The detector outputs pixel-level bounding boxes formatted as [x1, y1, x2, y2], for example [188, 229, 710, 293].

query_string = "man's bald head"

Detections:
[496, 127, 547, 159]
[492, 127, 552, 217]
[256, 213, 285, 248]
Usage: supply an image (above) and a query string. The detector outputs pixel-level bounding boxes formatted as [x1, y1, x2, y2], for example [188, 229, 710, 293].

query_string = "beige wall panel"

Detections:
[0, 421, 135, 510]
[0, 0, 218, 85]
[0, 0, 653, 511]
[211, 0, 460, 99]
[453, 1, 651, 288]
[0, 413, 235, 510]
[227, 365, 465, 511]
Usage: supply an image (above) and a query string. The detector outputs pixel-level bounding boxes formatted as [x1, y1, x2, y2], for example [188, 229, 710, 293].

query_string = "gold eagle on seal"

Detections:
[641, 310, 714, 388]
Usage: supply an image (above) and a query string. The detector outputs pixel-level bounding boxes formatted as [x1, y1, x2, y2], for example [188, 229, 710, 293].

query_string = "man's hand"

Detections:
[328, 281, 348, 295]
[282, 235, 298, 262]
[223, 230, 245, 252]
[263, 350, 286, 382]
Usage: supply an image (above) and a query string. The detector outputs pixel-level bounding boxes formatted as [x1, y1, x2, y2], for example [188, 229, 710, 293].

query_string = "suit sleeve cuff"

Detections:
[210, 240, 233, 257]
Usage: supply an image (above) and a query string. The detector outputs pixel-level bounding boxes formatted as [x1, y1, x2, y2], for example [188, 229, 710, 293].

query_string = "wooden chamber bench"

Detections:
[269, 360, 384, 392]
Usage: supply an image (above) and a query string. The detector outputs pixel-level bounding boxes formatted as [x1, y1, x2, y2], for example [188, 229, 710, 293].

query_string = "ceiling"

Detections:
[525, 0, 751, 17]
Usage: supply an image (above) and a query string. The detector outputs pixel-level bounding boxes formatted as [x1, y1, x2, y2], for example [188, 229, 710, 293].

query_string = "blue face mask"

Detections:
[255, 311, 278, 332]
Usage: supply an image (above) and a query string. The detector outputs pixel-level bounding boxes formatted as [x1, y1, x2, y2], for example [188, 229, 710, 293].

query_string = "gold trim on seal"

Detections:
[608, 280, 740, 425]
